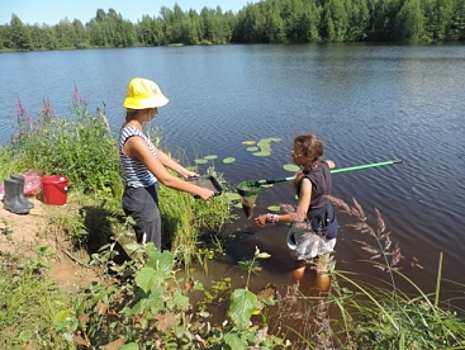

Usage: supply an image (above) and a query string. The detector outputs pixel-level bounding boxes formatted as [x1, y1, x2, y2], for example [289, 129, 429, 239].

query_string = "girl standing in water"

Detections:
[254, 134, 338, 290]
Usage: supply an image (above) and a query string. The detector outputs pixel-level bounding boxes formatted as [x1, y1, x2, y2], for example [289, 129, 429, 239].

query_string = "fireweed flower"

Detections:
[40, 97, 56, 119]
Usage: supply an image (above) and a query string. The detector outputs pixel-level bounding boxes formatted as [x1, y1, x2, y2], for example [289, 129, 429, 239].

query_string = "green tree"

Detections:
[321, 0, 349, 42]
[264, 5, 285, 43]
[0, 25, 9, 49]
[9, 14, 32, 50]
[393, 0, 425, 42]
[346, 0, 370, 41]
[448, 0, 465, 40]
[42, 25, 59, 50]
[160, 4, 191, 44]
[233, 4, 267, 43]
[54, 18, 75, 48]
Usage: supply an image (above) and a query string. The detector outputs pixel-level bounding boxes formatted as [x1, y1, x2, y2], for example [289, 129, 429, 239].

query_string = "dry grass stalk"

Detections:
[325, 195, 403, 274]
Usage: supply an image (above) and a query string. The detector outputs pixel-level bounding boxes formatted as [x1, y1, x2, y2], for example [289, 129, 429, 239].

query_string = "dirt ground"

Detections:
[0, 197, 98, 293]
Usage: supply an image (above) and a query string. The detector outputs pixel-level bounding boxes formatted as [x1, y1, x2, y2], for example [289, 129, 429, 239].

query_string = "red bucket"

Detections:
[41, 175, 68, 205]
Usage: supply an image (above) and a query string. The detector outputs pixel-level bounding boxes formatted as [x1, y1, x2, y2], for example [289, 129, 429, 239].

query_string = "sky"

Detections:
[1, 0, 252, 26]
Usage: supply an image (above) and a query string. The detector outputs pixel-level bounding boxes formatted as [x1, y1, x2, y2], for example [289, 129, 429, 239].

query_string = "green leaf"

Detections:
[124, 243, 140, 254]
[223, 157, 236, 164]
[267, 205, 280, 212]
[283, 164, 300, 172]
[53, 310, 70, 324]
[135, 267, 164, 292]
[252, 151, 270, 157]
[203, 154, 218, 160]
[225, 192, 241, 201]
[158, 250, 175, 276]
[242, 140, 256, 145]
[195, 159, 208, 164]
[246, 146, 259, 152]
[18, 330, 33, 342]
[229, 288, 259, 330]
[173, 289, 190, 308]
[224, 332, 248, 350]
[256, 252, 271, 259]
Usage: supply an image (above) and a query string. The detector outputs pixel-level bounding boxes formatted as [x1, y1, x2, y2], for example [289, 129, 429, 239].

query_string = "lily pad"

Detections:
[242, 140, 256, 145]
[195, 159, 209, 165]
[283, 164, 300, 172]
[252, 151, 271, 157]
[204, 155, 218, 160]
[223, 157, 236, 164]
[246, 147, 259, 152]
[225, 192, 241, 201]
[267, 205, 281, 212]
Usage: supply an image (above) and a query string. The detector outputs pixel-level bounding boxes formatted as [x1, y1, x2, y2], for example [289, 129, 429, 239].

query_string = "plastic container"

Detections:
[41, 175, 68, 205]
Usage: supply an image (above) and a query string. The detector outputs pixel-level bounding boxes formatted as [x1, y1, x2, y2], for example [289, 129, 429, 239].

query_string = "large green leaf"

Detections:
[224, 332, 248, 350]
[229, 288, 258, 330]
[135, 267, 164, 293]
[158, 250, 175, 276]
[173, 289, 190, 308]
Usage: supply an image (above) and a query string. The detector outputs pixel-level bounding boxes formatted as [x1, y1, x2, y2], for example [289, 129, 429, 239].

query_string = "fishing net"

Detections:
[237, 180, 262, 219]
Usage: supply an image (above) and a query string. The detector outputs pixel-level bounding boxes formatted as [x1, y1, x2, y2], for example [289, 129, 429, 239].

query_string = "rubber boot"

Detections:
[10, 175, 34, 209]
[3, 178, 30, 214]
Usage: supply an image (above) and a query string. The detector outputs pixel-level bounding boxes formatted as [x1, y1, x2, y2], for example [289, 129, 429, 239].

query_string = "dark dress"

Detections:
[302, 160, 338, 239]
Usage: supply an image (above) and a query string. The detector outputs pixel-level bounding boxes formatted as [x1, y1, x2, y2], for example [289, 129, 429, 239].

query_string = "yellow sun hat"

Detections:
[123, 78, 169, 109]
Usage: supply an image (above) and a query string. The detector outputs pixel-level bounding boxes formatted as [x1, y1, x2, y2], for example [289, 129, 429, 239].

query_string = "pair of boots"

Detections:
[3, 175, 34, 214]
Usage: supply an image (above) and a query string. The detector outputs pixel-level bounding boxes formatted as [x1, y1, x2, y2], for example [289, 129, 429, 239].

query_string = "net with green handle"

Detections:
[236, 159, 403, 219]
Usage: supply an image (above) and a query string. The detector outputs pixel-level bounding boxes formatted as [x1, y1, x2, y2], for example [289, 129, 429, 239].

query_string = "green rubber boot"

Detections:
[10, 175, 34, 209]
[3, 177, 30, 214]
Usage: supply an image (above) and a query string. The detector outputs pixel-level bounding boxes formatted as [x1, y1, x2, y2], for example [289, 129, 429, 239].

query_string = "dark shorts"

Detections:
[307, 203, 338, 239]
[122, 183, 161, 250]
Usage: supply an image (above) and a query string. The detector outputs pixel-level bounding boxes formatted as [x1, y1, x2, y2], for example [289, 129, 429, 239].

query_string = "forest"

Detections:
[1, 0, 465, 51]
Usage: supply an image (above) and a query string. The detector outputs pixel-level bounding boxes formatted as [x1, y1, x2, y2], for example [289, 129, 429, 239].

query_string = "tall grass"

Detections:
[271, 196, 465, 350]
[10, 89, 122, 197]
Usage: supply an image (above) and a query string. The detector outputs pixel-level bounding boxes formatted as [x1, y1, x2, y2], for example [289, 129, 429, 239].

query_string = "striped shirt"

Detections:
[119, 126, 158, 188]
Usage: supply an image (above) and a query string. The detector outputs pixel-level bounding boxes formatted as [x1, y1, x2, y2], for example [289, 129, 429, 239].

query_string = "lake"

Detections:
[1, 43, 465, 307]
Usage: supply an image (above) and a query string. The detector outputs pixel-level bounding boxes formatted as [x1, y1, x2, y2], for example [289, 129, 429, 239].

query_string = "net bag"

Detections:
[237, 180, 261, 219]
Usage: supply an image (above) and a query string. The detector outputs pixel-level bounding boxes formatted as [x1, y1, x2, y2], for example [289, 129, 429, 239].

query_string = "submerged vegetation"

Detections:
[1, 0, 465, 52]
[1, 90, 465, 348]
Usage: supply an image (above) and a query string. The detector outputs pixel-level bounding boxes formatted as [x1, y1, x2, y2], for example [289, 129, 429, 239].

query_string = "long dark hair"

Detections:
[291, 134, 324, 192]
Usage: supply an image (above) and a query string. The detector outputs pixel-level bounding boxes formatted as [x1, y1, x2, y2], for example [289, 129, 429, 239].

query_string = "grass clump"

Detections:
[0, 247, 73, 349]
[9, 87, 122, 198]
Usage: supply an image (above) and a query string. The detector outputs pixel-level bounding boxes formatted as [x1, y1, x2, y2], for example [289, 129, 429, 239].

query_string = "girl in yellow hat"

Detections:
[120, 78, 214, 250]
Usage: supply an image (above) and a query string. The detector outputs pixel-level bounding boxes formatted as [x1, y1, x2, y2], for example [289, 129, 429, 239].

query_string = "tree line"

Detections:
[1, 0, 464, 51]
